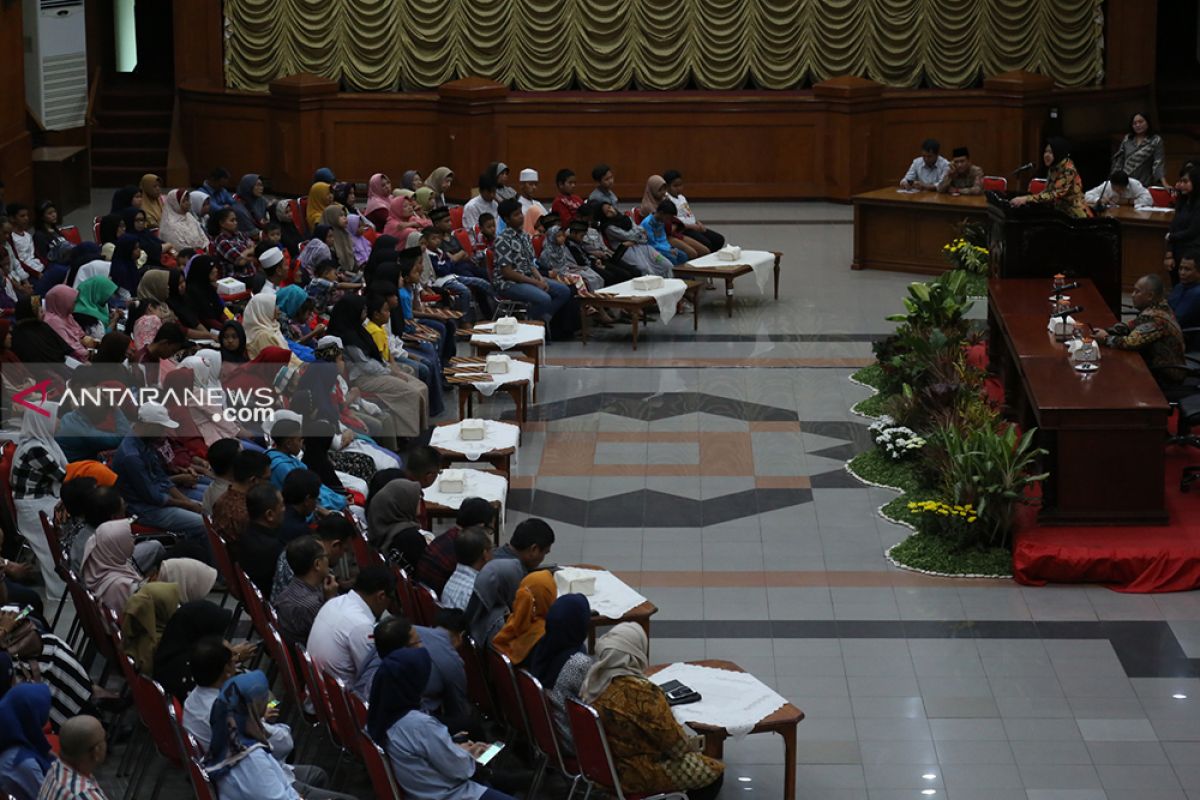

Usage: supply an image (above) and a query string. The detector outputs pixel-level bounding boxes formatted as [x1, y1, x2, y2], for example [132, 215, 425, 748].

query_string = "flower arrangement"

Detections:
[942, 237, 989, 275]
[869, 416, 926, 460]
[906, 499, 980, 548]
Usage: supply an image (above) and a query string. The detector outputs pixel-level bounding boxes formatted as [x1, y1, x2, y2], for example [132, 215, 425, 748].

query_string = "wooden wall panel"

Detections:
[177, 76, 1152, 200]
[0, 0, 32, 201]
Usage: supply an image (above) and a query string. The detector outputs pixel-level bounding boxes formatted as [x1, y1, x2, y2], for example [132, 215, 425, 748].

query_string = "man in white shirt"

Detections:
[1084, 170, 1154, 208]
[901, 138, 951, 191]
[306, 563, 393, 686]
[516, 169, 548, 225]
[461, 175, 499, 233]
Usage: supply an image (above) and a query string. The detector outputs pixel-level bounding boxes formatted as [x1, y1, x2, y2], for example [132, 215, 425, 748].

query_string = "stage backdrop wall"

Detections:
[222, 0, 1104, 92]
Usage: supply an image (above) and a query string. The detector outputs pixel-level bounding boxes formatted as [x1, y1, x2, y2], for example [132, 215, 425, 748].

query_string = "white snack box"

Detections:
[632, 275, 664, 290]
[216, 277, 247, 296]
[485, 354, 511, 374]
[459, 419, 486, 440]
[716, 244, 742, 261]
[493, 316, 520, 335]
[438, 469, 466, 494]
[554, 567, 596, 596]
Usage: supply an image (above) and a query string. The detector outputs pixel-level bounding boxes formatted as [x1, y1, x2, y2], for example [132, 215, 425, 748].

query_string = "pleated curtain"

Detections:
[223, 0, 1104, 92]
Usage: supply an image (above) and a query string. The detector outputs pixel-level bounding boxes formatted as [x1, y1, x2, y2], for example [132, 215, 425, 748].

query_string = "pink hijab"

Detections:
[43, 284, 90, 361]
[383, 195, 422, 240]
[366, 173, 391, 217]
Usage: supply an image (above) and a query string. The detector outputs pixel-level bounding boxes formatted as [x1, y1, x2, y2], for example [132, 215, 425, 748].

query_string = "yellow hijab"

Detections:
[492, 570, 557, 665]
[306, 181, 332, 228]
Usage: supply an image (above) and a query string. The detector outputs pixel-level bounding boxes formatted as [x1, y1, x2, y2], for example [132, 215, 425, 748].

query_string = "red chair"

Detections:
[982, 176, 1008, 192]
[1028, 177, 1048, 194]
[185, 756, 219, 800]
[0, 440, 18, 523]
[1149, 186, 1175, 207]
[516, 669, 583, 798]
[123, 662, 192, 800]
[296, 197, 309, 234]
[486, 644, 530, 739]
[412, 582, 441, 626]
[61, 225, 82, 245]
[295, 645, 355, 768]
[203, 515, 245, 613]
[392, 566, 419, 620]
[321, 670, 364, 760]
[459, 637, 496, 717]
[38, 511, 71, 633]
[358, 726, 408, 799]
[450, 206, 464, 230]
[631, 208, 646, 224]
[453, 228, 474, 255]
[532, 234, 545, 258]
[566, 697, 688, 799]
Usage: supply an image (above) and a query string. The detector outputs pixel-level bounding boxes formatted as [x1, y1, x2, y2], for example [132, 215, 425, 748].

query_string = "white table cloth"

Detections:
[563, 567, 648, 618]
[598, 278, 689, 324]
[423, 468, 508, 522]
[459, 359, 535, 398]
[650, 662, 788, 738]
[430, 420, 521, 461]
[470, 322, 546, 351]
[684, 249, 775, 294]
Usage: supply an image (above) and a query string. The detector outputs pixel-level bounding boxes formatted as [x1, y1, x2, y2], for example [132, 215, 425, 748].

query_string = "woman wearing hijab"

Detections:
[10, 295, 70, 371]
[306, 181, 333, 229]
[413, 186, 437, 217]
[10, 401, 68, 598]
[189, 189, 212, 226]
[346, 214, 374, 267]
[123, 206, 169, 266]
[223, 345, 292, 400]
[582, 623, 724, 800]
[159, 188, 211, 251]
[79, 519, 153, 614]
[491, 570, 557, 666]
[401, 170, 424, 192]
[363, 234, 400, 284]
[161, 366, 209, 458]
[1010, 137, 1089, 218]
[487, 162, 516, 201]
[106, 234, 141, 296]
[365, 475, 424, 569]
[153, 600, 229, 700]
[232, 174, 268, 236]
[271, 199, 302, 258]
[463, 559, 525, 649]
[121, 581, 181, 673]
[243, 292, 289, 358]
[299, 419, 368, 498]
[328, 295, 427, 440]
[639, 174, 703, 259]
[297, 229, 333, 284]
[181, 254, 226, 334]
[528, 594, 593, 752]
[597, 201, 675, 277]
[383, 195, 425, 242]
[139, 174, 165, 227]
[368, 647, 516, 800]
[180, 349, 243, 445]
[62, 242, 102, 287]
[161, 265, 211, 341]
[365, 173, 394, 230]
[426, 166, 455, 207]
[73, 276, 118, 344]
[110, 185, 142, 214]
[219, 320, 249, 363]
[204, 671, 309, 800]
[42, 284, 91, 361]
[321, 204, 359, 273]
[0, 684, 54, 800]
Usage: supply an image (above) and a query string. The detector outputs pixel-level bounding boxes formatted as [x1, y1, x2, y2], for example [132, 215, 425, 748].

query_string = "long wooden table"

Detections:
[988, 278, 1170, 525]
[852, 187, 1172, 290]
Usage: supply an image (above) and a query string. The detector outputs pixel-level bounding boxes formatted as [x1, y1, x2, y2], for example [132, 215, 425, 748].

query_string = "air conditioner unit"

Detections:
[23, 0, 88, 131]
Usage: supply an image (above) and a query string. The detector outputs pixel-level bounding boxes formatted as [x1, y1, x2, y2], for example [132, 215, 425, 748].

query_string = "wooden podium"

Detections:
[985, 192, 1123, 314]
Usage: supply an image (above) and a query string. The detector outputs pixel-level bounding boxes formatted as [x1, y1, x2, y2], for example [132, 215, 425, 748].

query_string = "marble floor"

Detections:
[64, 197, 1200, 799]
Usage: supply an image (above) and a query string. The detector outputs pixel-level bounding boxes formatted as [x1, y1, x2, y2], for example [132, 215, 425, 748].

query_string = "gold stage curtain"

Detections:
[222, 0, 1104, 92]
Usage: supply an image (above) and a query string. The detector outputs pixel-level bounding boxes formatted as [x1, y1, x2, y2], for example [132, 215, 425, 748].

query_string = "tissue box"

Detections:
[459, 419, 486, 440]
[1047, 315, 1076, 336]
[493, 317, 520, 335]
[438, 469, 466, 494]
[554, 568, 596, 596]
[216, 277, 247, 296]
[632, 275, 664, 290]
[485, 354, 511, 374]
[716, 245, 742, 261]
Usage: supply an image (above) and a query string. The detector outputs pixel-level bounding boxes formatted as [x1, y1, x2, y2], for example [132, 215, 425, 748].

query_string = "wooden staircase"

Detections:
[89, 80, 174, 187]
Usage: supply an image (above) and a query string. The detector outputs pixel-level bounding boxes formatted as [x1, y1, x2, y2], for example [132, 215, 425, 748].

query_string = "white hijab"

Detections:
[72, 260, 111, 287]
[13, 400, 68, 475]
[188, 190, 212, 223]
[581, 622, 649, 702]
[160, 189, 210, 251]
[243, 292, 288, 358]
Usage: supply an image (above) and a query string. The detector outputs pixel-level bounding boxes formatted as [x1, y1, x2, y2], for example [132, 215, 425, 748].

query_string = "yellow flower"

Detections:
[968, 516, 977, 522]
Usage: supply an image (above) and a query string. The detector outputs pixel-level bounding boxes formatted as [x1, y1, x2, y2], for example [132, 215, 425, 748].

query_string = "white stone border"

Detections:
[845, 368, 1012, 580]
[847, 370, 883, 421]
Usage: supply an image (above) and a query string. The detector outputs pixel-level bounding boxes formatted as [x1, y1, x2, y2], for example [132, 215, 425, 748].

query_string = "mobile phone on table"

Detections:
[474, 741, 505, 766]
[658, 679, 701, 705]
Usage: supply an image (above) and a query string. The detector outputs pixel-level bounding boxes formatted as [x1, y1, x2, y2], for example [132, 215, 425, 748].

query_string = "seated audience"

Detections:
[493, 199, 572, 325]
[491, 569, 557, 666]
[516, 169, 547, 231]
[426, 166, 455, 207]
[4, 203, 46, 278]
[639, 176, 704, 260]
[209, 208, 256, 280]
[365, 173, 393, 230]
[232, 484, 285, 595]
[271, 514, 353, 602]
[900, 138, 950, 190]
[352, 615, 420, 699]
[1166, 165, 1200, 284]
[37, 715, 111, 800]
[588, 163, 619, 207]
[266, 419, 348, 512]
[597, 201, 673, 278]
[584, 623, 724, 800]
[232, 174, 268, 236]
[551, 169, 583, 226]
[1169, 253, 1200, 329]
[278, 468, 324, 543]
[1084, 170, 1153, 208]
[66, 484, 125, 574]
[488, 162, 516, 202]
[11, 402, 68, 597]
[1093, 273, 1187, 386]
[494, 518, 555, 571]
[365, 472, 426, 571]
[937, 147, 985, 195]
[274, 536, 338, 647]
[202, 438, 241, 516]
[113, 403, 208, 541]
[463, 559, 525, 648]
[11, 296, 71, 377]
[176, 255, 226, 336]
[529, 594, 593, 753]
[306, 564, 393, 686]
[153, 601, 234, 701]
[80, 519, 164, 614]
[212, 449, 272, 540]
[417, 497, 496, 593]
[462, 175, 499, 234]
[0, 684, 53, 800]
[159, 188, 211, 252]
[306, 181, 333, 230]
[32, 200, 71, 265]
[121, 581, 181, 673]
[200, 167, 235, 210]
[57, 393, 132, 463]
[440, 525, 496, 611]
[368, 647, 516, 800]
[640, 199, 689, 265]
[662, 170, 725, 252]
[1010, 137, 1088, 218]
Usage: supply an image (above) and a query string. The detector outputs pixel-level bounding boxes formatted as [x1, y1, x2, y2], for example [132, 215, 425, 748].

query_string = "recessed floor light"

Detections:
[922, 773, 937, 780]
[1173, 693, 1188, 699]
